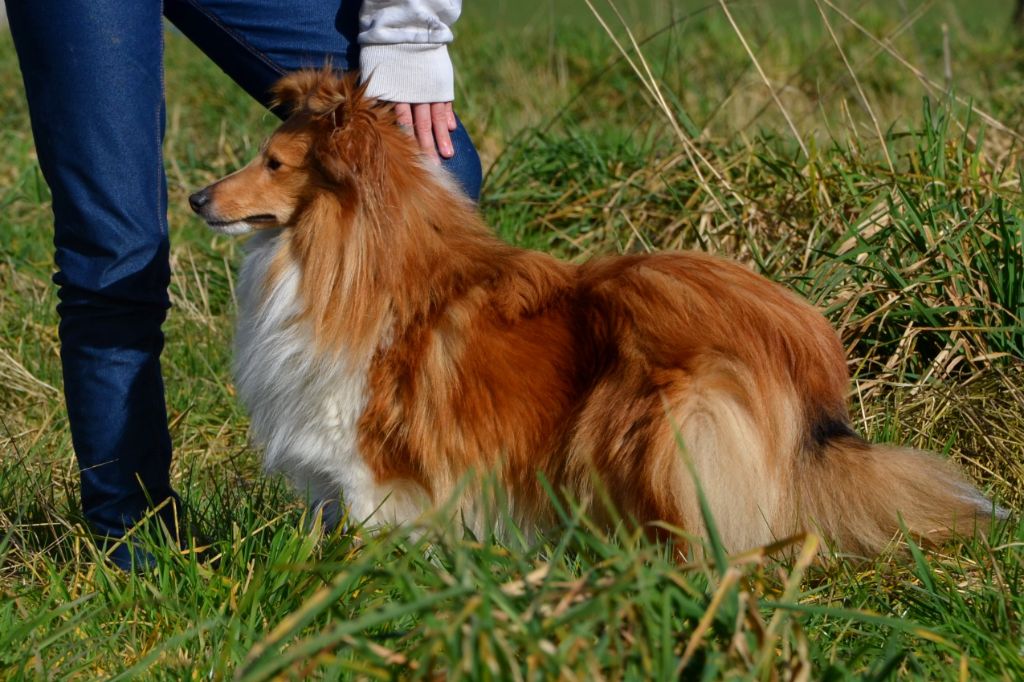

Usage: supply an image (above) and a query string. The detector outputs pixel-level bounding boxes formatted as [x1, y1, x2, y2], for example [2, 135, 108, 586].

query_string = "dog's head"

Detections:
[189, 69, 483, 352]
[189, 70, 395, 234]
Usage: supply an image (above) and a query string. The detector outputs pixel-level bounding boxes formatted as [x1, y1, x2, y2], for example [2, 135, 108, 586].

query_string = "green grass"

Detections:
[2, 1, 1024, 678]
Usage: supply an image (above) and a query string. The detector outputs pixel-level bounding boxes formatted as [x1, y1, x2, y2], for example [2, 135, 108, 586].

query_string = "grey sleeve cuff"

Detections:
[360, 43, 455, 103]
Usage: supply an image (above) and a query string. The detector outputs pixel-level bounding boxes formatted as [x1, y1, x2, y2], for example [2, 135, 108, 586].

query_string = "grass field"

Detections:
[2, 1, 1024, 678]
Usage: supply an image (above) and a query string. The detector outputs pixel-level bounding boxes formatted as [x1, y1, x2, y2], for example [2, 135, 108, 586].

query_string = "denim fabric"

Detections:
[7, 0, 481, 569]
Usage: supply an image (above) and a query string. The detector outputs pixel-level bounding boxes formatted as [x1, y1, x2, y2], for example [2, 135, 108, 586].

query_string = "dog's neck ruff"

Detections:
[231, 229, 419, 527]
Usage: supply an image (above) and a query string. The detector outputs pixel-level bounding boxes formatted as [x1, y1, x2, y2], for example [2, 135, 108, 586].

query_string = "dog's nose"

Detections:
[189, 188, 211, 214]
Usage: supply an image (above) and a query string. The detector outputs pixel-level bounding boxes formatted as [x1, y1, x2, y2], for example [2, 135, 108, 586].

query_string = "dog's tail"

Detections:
[668, 389, 1003, 556]
[795, 431, 1005, 555]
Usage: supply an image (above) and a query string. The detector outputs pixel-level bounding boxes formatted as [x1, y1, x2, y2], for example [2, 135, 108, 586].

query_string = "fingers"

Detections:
[409, 103, 437, 163]
[430, 103, 454, 159]
[446, 102, 457, 132]
[394, 102, 414, 129]
[392, 102, 457, 163]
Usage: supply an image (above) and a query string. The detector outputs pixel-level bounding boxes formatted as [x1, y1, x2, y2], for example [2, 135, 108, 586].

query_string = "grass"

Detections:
[2, 0, 1023, 678]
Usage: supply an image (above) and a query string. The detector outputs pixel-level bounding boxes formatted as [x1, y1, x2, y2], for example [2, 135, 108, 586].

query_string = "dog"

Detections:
[189, 69, 1000, 556]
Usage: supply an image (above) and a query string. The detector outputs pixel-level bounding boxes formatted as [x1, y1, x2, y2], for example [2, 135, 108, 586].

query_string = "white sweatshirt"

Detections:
[358, 1, 462, 104]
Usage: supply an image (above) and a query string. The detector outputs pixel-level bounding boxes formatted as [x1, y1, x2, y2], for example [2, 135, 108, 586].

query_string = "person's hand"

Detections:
[392, 102, 457, 163]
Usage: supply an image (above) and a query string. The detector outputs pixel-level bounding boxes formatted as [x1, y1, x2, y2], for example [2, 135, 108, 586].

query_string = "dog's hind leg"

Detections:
[595, 364, 798, 555]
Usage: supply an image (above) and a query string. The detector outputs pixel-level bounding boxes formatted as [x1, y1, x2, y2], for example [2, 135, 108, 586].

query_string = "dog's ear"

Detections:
[271, 68, 350, 118]
[313, 109, 384, 185]
[273, 70, 388, 185]
[311, 79, 388, 185]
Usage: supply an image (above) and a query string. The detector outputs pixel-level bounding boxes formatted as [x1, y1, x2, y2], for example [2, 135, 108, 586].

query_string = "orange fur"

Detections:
[195, 70, 1000, 556]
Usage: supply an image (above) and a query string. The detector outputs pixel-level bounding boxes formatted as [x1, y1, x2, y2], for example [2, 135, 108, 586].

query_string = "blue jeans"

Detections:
[7, 0, 481, 567]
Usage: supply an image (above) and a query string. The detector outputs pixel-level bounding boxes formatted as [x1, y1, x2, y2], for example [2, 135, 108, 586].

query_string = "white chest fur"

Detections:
[232, 231, 423, 528]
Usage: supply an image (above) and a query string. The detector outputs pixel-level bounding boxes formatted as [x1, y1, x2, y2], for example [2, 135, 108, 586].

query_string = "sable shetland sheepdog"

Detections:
[189, 70, 999, 556]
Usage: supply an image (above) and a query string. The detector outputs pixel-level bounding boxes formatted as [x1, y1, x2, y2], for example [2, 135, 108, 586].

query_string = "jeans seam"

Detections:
[175, 0, 289, 78]
[158, 0, 167, 239]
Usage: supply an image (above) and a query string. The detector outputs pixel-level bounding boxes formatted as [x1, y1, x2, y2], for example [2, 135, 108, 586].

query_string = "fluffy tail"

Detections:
[797, 434, 1004, 555]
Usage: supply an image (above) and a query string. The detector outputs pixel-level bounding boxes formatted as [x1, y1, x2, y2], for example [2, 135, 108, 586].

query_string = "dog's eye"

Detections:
[266, 156, 283, 171]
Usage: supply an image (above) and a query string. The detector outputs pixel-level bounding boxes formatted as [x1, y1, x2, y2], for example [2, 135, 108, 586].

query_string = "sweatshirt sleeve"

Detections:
[358, 1, 462, 103]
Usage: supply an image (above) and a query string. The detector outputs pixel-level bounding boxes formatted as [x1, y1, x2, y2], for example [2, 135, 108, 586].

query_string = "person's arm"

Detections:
[358, 0, 462, 162]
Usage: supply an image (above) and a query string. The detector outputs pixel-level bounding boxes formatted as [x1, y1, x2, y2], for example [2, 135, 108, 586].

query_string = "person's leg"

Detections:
[164, 0, 483, 200]
[7, 1, 179, 567]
